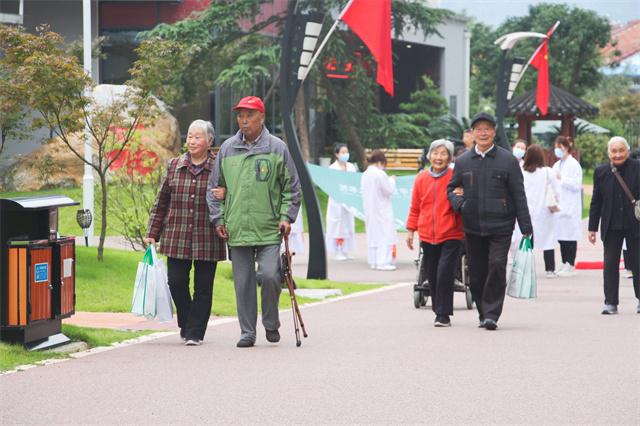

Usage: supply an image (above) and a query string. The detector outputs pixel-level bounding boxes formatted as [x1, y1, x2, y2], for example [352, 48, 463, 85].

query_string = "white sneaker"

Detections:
[376, 264, 397, 271]
[335, 252, 348, 261]
[558, 264, 576, 277]
[546, 271, 559, 278]
[556, 263, 569, 274]
[185, 339, 202, 346]
[624, 270, 634, 279]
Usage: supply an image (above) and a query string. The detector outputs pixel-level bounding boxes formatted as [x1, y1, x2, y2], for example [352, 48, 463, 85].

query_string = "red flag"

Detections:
[341, 0, 394, 96]
[530, 39, 549, 116]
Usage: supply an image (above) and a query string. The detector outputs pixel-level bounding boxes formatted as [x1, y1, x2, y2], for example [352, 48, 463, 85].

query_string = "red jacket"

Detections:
[406, 168, 464, 244]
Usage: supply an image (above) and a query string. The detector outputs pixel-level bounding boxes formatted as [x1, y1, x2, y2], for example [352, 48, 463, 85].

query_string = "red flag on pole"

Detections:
[530, 38, 550, 116]
[341, 0, 394, 96]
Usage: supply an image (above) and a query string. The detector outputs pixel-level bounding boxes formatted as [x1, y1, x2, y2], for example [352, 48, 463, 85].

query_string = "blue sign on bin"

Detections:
[34, 263, 48, 283]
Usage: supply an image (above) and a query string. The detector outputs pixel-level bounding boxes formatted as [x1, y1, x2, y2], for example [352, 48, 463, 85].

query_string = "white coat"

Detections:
[552, 156, 583, 241]
[361, 165, 397, 248]
[325, 161, 356, 253]
[288, 208, 305, 254]
[513, 167, 561, 250]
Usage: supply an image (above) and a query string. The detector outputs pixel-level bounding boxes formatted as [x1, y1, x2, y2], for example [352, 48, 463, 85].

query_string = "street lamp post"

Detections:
[82, 0, 94, 244]
[280, 1, 327, 279]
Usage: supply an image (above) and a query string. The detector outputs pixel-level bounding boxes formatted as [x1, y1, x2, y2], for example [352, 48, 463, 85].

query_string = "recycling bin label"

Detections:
[34, 263, 49, 282]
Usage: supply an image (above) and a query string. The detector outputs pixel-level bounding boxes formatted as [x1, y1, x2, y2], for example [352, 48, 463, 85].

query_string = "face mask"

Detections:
[513, 148, 525, 159]
[338, 153, 350, 163]
[554, 148, 565, 159]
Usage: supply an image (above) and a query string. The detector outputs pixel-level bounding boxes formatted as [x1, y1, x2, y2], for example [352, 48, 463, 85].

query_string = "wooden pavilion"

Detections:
[506, 84, 599, 143]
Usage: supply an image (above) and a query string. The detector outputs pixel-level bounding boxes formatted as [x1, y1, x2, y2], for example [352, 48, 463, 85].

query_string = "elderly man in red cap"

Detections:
[207, 96, 301, 348]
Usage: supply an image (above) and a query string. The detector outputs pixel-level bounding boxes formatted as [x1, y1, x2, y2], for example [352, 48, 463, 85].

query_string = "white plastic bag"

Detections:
[151, 246, 173, 322]
[507, 236, 537, 299]
[131, 246, 173, 321]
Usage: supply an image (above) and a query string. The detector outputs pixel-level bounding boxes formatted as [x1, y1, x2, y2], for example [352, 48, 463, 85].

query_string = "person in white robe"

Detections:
[282, 208, 304, 255]
[513, 144, 562, 277]
[325, 144, 356, 260]
[552, 136, 583, 277]
[361, 150, 397, 271]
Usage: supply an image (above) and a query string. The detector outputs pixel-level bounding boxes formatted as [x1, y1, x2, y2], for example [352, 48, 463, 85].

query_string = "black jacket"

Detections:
[588, 159, 640, 240]
[447, 145, 532, 236]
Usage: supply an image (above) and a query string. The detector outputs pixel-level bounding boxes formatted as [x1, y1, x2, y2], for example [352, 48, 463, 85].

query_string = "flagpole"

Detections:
[299, 0, 354, 84]
[510, 21, 560, 96]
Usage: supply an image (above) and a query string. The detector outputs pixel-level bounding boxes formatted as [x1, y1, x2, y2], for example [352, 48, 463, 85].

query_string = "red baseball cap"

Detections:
[232, 96, 265, 113]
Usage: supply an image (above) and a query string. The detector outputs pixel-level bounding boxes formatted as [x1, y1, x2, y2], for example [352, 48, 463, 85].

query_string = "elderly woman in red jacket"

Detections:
[406, 139, 464, 327]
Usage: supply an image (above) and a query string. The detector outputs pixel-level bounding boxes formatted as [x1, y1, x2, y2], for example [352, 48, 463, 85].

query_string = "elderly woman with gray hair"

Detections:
[588, 136, 640, 315]
[145, 119, 227, 345]
[406, 139, 464, 327]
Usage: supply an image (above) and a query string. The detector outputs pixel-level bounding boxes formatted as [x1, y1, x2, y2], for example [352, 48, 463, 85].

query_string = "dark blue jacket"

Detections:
[447, 145, 532, 236]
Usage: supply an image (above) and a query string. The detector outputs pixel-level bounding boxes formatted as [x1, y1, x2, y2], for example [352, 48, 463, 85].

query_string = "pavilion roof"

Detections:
[506, 85, 599, 118]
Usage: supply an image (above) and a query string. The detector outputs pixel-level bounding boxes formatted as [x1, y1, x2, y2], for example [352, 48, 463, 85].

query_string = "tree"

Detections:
[600, 93, 640, 124]
[0, 25, 159, 260]
[470, 4, 613, 106]
[380, 75, 448, 148]
[0, 61, 28, 156]
[131, 0, 450, 167]
[308, 1, 451, 166]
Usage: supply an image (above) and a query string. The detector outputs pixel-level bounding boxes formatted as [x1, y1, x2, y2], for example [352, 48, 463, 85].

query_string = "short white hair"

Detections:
[428, 139, 454, 159]
[608, 136, 630, 151]
[188, 119, 215, 144]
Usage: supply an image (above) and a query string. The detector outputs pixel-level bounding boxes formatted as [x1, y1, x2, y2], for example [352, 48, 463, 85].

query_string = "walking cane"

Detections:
[282, 235, 308, 347]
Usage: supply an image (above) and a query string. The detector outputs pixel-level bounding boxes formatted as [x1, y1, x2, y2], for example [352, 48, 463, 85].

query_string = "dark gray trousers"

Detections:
[230, 245, 281, 342]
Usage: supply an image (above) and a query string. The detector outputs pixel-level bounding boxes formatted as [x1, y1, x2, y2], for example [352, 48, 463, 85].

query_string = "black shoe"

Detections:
[434, 315, 451, 327]
[478, 315, 486, 328]
[236, 338, 255, 348]
[484, 319, 498, 331]
[265, 329, 280, 343]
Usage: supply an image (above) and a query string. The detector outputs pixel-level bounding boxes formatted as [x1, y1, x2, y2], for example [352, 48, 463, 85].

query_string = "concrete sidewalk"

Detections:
[2, 263, 638, 424]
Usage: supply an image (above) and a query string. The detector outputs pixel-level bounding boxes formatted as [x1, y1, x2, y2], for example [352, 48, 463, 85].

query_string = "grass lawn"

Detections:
[76, 246, 381, 316]
[0, 325, 153, 372]
[2, 187, 117, 237]
[582, 169, 594, 186]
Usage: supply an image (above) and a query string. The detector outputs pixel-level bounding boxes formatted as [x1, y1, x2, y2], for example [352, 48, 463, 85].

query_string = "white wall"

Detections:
[396, 15, 470, 119]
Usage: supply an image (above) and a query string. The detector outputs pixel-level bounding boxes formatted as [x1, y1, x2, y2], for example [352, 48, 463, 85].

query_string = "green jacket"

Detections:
[207, 127, 301, 247]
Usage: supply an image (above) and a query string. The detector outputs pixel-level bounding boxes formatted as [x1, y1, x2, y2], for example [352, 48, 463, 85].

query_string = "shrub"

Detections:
[575, 133, 609, 171]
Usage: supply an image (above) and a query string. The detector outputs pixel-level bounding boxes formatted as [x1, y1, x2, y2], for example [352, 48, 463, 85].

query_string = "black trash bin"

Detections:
[0, 195, 79, 350]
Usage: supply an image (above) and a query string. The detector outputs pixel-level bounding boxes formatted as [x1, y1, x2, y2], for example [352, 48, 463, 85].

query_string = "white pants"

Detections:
[368, 245, 393, 268]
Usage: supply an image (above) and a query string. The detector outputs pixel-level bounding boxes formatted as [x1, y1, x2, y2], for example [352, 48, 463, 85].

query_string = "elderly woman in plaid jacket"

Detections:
[145, 120, 226, 346]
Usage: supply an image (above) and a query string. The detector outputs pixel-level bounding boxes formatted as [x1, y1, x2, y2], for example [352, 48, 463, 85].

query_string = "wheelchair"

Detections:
[413, 244, 473, 310]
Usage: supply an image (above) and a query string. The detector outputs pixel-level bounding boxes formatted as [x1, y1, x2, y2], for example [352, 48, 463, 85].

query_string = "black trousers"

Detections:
[602, 230, 639, 305]
[466, 233, 512, 321]
[558, 240, 577, 266]
[421, 240, 463, 316]
[529, 235, 555, 272]
[167, 257, 217, 341]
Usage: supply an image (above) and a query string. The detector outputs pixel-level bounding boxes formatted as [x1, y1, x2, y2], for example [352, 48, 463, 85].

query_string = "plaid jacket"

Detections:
[147, 152, 227, 261]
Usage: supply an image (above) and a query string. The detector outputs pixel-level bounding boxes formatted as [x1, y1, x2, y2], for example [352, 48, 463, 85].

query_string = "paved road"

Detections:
[2, 264, 639, 424]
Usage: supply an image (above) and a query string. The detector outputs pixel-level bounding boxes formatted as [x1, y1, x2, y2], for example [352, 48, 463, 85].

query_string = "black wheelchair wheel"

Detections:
[461, 253, 474, 309]
[465, 286, 473, 310]
[413, 289, 423, 309]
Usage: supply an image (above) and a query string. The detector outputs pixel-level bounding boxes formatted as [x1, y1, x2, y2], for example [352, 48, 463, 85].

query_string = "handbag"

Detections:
[507, 236, 537, 299]
[545, 168, 560, 213]
[611, 165, 640, 221]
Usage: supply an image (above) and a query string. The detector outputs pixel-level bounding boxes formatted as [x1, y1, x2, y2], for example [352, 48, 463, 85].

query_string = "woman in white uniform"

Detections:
[325, 144, 356, 260]
[552, 136, 583, 277]
[513, 144, 562, 277]
[282, 208, 304, 254]
[361, 150, 397, 271]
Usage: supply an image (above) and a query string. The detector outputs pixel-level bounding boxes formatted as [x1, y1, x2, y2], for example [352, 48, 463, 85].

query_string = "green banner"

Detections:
[306, 163, 415, 231]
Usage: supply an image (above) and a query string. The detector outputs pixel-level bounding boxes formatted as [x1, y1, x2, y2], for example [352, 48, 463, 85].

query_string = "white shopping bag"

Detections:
[131, 246, 157, 318]
[150, 246, 173, 322]
[507, 236, 537, 299]
[131, 246, 173, 321]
